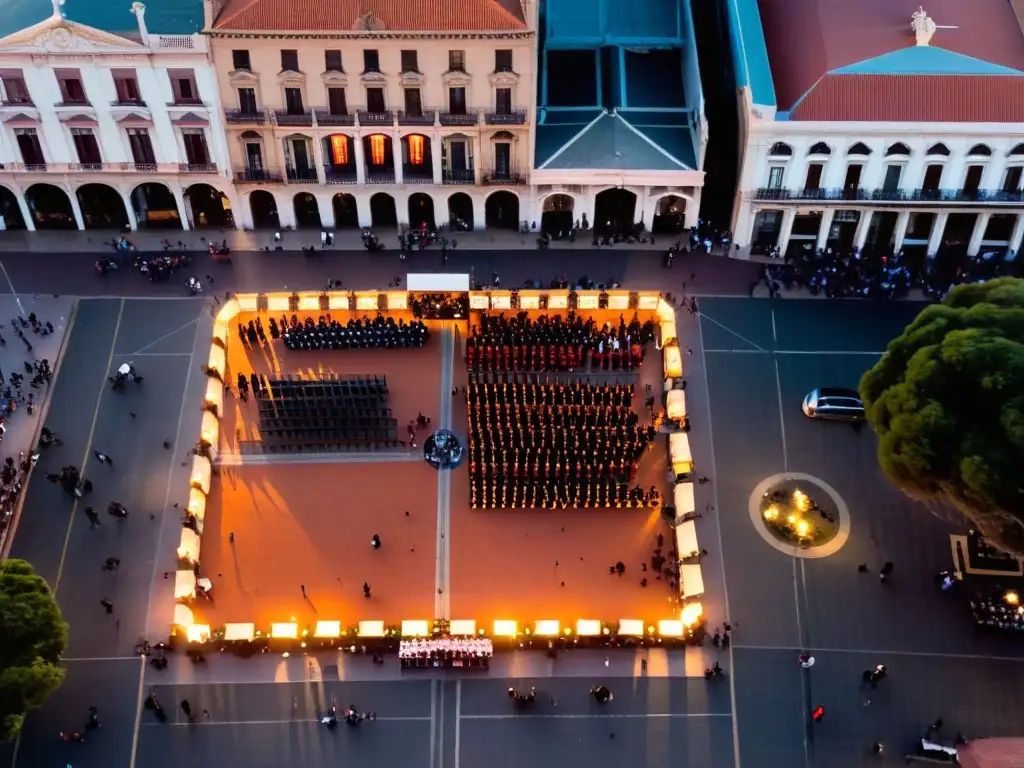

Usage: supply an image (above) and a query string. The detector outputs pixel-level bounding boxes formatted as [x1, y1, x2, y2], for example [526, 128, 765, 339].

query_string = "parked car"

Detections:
[801, 387, 866, 422]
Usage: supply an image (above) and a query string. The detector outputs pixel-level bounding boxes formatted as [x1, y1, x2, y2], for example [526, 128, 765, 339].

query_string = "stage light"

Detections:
[449, 620, 476, 636]
[763, 506, 779, 521]
[793, 490, 808, 512]
[271, 623, 298, 639]
[681, 603, 703, 627]
[186, 624, 210, 643]
[358, 621, 385, 638]
[534, 620, 559, 637]
[314, 621, 341, 638]
[658, 620, 684, 638]
[224, 623, 256, 642]
[401, 620, 430, 637]
[576, 619, 601, 636]
[1006, 591, 1020, 605]
[796, 520, 810, 537]
[493, 620, 517, 637]
[618, 619, 644, 636]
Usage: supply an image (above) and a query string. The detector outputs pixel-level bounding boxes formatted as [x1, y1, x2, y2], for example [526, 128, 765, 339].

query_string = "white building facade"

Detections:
[0, 2, 236, 232]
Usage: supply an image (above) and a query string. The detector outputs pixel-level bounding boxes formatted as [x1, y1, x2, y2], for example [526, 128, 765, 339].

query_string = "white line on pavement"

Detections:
[141, 716, 432, 728]
[704, 349, 885, 355]
[731, 644, 1024, 663]
[61, 656, 140, 662]
[458, 713, 732, 721]
[696, 312, 767, 352]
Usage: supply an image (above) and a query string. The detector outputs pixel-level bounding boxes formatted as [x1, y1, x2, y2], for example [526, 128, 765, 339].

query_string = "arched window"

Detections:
[885, 142, 911, 156]
[847, 142, 872, 156]
[768, 142, 793, 157]
[967, 144, 992, 157]
[807, 142, 831, 156]
[1009, 143, 1024, 156]
[926, 143, 950, 156]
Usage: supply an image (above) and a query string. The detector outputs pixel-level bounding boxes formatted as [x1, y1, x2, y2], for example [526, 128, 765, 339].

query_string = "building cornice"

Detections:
[749, 119, 1024, 138]
[204, 30, 534, 41]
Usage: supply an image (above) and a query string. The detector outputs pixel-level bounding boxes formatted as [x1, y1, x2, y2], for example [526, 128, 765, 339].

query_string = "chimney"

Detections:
[131, 2, 149, 45]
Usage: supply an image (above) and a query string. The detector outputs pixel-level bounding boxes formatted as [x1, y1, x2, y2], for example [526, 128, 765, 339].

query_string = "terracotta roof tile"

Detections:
[789, 74, 1024, 122]
[757, 0, 1024, 109]
[212, 0, 527, 32]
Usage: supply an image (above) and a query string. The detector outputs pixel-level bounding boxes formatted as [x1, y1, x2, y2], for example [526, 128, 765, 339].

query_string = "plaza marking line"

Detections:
[141, 716, 433, 727]
[428, 679, 438, 768]
[129, 315, 200, 357]
[731, 643, 1024, 664]
[0, 257, 24, 316]
[454, 679, 462, 768]
[142, 316, 205, 639]
[434, 324, 455, 619]
[697, 312, 767, 353]
[458, 713, 733, 721]
[61, 655, 140, 662]
[127, 654, 147, 768]
[704, 349, 885, 356]
[695, 312, 742, 768]
[53, 298, 125, 595]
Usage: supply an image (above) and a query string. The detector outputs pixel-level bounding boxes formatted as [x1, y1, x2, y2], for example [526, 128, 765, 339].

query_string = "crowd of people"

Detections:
[756, 243, 1015, 300]
[399, 638, 493, 668]
[235, 314, 429, 351]
[410, 293, 468, 320]
[466, 312, 656, 373]
[970, 591, 1024, 631]
[466, 380, 660, 509]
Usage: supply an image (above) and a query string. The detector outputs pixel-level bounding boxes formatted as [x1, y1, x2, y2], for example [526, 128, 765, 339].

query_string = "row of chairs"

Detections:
[257, 402, 392, 420]
[259, 426, 399, 443]
[261, 415, 397, 432]
[240, 437, 405, 455]
[261, 375, 389, 400]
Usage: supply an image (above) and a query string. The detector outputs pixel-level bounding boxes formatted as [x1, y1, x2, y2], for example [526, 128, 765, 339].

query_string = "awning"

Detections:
[407, 273, 470, 292]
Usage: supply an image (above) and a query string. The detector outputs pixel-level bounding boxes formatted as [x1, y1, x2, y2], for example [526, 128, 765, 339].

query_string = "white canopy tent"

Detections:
[681, 563, 705, 598]
[675, 520, 699, 558]
[406, 273, 470, 292]
[673, 482, 695, 517]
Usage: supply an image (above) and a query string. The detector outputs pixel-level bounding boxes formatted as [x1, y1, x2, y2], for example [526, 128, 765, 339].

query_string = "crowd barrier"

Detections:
[170, 289, 705, 651]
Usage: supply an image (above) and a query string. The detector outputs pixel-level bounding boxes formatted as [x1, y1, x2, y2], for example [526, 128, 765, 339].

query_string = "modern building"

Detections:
[203, 0, 535, 231]
[729, 0, 1024, 259]
[531, 0, 705, 237]
[0, 0, 235, 232]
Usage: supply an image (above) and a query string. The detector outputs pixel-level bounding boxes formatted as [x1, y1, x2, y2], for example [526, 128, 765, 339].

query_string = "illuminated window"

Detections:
[369, 134, 386, 165]
[407, 135, 424, 165]
[329, 135, 348, 165]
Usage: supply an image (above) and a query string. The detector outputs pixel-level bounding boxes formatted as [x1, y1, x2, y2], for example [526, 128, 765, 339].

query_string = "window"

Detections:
[494, 142, 511, 177]
[495, 88, 512, 114]
[14, 128, 44, 165]
[885, 142, 911, 157]
[169, 70, 198, 104]
[448, 50, 465, 71]
[448, 86, 467, 114]
[55, 70, 87, 104]
[281, 50, 299, 72]
[400, 50, 418, 73]
[327, 87, 347, 115]
[844, 165, 863, 189]
[363, 49, 380, 73]
[181, 129, 209, 165]
[244, 140, 263, 169]
[329, 135, 348, 165]
[804, 163, 823, 190]
[325, 50, 343, 72]
[368, 134, 386, 164]
[1003, 167, 1022, 193]
[404, 88, 423, 116]
[238, 88, 257, 113]
[126, 127, 156, 165]
[847, 142, 871, 156]
[922, 164, 943, 191]
[406, 135, 425, 165]
[284, 87, 304, 113]
[1, 73, 30, 104]
[366, 87, 385, 113]
[112, 70, 141, 103]
[963, 165, 983, 193]
[767, 166, 784, 188]
[231, 50, 251, 71]
[71, 128, 101, 165]
[882, 164, 902, 191]
[494, 49, 513, 72]
[926, 143, 950, 156]
[807, 142, 831, 156]
[967, 144, 992, 157]
[768, 142, 792, 157]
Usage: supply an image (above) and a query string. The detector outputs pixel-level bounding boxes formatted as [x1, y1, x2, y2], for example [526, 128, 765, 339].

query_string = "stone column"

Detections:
[776, 209, 796, 254]
[853, 210, 873, 251]
[172, 187, 191, 230]
[354, 135, 367, 185]
[392, 133, 404, 185]
[15, 193, 35, 232]
[927, 211, 949, 256]
[311, 137, 326, 184]
[892, 211, 911, 252]
[815, 208, 835, 251]
[431, 135, 443, 185]
[68, 190, 86, 231]
[966, 211, 991, 257]
[1009, 213, 1024, 256]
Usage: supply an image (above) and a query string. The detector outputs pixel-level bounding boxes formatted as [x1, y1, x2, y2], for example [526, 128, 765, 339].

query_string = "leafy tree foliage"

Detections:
[0, 559, 67, 740]
[860, 278, 1024, 556]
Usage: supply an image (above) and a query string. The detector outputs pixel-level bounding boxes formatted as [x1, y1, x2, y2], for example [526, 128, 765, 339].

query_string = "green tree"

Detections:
[860, 277, 1024, 556]
[0, 559, 67, 740]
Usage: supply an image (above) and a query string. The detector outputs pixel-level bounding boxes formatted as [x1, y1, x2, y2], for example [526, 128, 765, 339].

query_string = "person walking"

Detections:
[100, 597, 114, 614]
[84, 506, 100, 527]
[180, 699, 194, 723]
[93, 450, 112, 467]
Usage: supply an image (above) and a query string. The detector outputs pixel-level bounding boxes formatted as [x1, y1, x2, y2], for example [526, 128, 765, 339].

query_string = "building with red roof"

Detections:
[729, 0, 1024, 260]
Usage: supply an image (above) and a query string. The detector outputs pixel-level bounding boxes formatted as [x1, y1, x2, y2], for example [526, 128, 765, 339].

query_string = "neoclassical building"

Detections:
[203, 0, 535, 231]
[728, 1, 1024, 259]
[0, 0, 235, 232]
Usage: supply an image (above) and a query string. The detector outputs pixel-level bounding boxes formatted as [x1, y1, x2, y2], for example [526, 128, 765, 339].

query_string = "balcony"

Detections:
[323, 165, 358, 184]
[482, 171, 528, 186]
[358, 110, 394, 126]
[439, 111, 477, 127]
[286, 166, 320, 182]
[180, 163, 218, 174]
[1, 97, 33, 107]
[750, 187, 1024, 205]
[314, 109, 355, 126]
[234, 167, 283, 184]
[275, 109, 313, 127]
[56, 100, 91, 108]
[225, 109, 266, 125]
[68, 162, 106, 172]
[119, 162, 181, 173]
[366, 168, 395, 184]
[484, 110, 527, 126]
[4, 162, 52, 172]
[168, 97, 204, 107]
[397, 109, 436, 126]
[442, 169, 475, 185]
[403, 164, 434, 184]
[111, 99, 147, 108]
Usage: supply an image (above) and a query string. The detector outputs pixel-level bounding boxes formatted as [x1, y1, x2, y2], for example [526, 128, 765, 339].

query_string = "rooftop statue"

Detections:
[911, 7, 937, 47]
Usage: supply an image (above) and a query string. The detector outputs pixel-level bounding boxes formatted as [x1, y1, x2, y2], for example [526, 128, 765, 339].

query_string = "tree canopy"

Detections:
[860, 278, 1024, 556]
[0, 559, 67, 741]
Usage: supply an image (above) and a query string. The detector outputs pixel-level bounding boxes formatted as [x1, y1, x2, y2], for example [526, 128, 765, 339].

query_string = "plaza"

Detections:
[2, 247, 1024, 767]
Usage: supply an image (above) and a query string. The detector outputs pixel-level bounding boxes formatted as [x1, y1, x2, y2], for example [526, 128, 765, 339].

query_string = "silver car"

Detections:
[801, 387, 866, 422]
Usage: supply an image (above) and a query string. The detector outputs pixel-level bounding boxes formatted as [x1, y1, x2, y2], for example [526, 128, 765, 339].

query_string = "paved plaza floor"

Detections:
[7, 260, 1024, 767]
